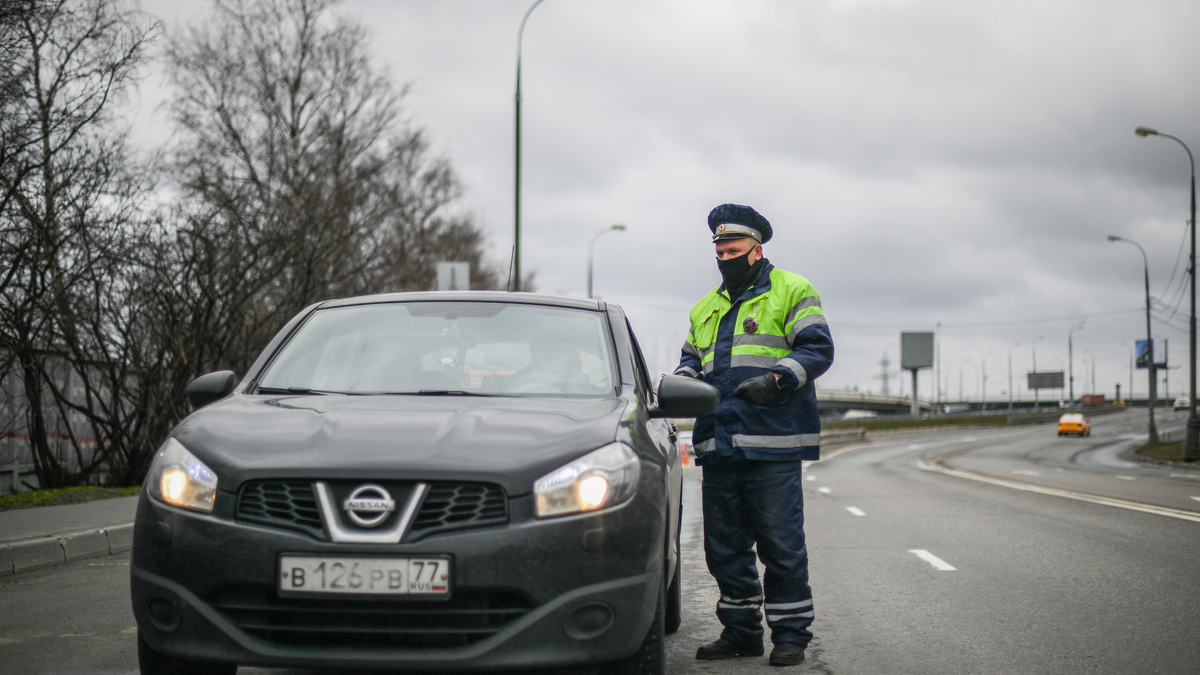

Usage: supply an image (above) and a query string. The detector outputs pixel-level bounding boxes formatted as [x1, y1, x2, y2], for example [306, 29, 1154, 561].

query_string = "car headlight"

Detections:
[146, 438, 218, 512]
[534, 442, 640, 518]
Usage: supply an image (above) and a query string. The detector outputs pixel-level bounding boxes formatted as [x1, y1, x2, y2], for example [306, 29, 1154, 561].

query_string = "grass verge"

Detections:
[823, 415, 1013, 432]
[1135, 441, 1200, 466]
[0, 485, 141, 512]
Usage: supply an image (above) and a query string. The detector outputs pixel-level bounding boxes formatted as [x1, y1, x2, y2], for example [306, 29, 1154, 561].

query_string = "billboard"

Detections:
[900, 332, 934, 369]
[1135, 339, 1167, 369]
[1028, 371, 1065, 390]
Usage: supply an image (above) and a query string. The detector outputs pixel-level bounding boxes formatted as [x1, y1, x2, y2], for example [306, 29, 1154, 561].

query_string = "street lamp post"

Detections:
[1008, 341, 1020, 412]
[1069, 321, 1085, 407]
[981, 349, 993, 410]
[513, 0, 549, 292]
[1136, 126, 1196, 458]
[936, 322, 942, 405]
[1121, 341, 1134, 404]
[959, 357, 970, 403]
[1108, 235, 1159, 443]
[587, 224, 626, 299]
[1082, 349, 1095, 396]
[1032, 335, 1044, 411]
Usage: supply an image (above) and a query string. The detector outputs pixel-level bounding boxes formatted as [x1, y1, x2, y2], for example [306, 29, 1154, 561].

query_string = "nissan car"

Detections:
[130, 292, 718, 675]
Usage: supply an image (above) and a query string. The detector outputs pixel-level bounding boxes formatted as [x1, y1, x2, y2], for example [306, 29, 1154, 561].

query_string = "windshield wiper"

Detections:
[412, 390, 502, 397]
[256, 386, 334, 395]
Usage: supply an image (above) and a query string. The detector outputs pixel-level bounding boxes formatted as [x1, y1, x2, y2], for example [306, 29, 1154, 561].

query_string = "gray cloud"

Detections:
[134, 0, 1200, 401]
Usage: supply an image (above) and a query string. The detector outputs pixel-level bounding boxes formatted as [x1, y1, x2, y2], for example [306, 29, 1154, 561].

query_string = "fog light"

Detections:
[564, 602, 614, 640]
[146, 595, 180, 632]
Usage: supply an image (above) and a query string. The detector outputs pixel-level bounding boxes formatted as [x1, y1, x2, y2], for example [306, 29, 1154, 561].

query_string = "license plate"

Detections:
[279, 556, 450, 595]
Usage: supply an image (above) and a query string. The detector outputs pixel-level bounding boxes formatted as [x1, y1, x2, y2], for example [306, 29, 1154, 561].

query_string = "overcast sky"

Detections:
[133, 0, 1200, 405]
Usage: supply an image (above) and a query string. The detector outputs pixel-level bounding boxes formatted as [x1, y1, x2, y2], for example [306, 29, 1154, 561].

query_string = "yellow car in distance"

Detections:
[1057, 413, 1091, 437]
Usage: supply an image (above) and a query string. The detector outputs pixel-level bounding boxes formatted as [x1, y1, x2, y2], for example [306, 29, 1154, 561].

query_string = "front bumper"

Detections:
[131, 490, 664, 671]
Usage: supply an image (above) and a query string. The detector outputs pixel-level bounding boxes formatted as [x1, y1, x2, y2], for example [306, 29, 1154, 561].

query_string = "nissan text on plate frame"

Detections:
[130, 292, 719, 675]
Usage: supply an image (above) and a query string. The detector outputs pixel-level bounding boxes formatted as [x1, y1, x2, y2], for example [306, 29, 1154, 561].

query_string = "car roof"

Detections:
[317, 291, 608, 312]
[1059, 413, 1084, 421]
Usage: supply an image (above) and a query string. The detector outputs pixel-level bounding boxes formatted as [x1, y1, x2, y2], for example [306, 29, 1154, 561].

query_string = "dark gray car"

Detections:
[130, 292, 718, 675]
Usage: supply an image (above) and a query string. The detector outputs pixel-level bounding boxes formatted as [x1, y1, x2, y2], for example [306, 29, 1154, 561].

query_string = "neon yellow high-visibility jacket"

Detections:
[675, 261, 833, 464]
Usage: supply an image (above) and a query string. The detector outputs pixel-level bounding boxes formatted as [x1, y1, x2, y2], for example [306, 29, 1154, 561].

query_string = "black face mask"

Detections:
[716, 245, 760, 291]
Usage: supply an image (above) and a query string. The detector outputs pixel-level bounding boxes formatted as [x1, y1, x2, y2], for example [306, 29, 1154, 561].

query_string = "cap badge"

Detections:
[743, 317, 759, 334]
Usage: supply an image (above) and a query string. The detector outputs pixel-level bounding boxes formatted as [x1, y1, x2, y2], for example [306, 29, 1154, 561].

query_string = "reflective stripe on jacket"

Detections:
[676, 260, 834, 464]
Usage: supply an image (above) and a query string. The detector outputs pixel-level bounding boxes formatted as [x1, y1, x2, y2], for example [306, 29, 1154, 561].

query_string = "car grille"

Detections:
[237, 481, 324, 538]
[235, 480, 508, 541]
[210, 586, 534, 649]
[408, 482, 508, 540]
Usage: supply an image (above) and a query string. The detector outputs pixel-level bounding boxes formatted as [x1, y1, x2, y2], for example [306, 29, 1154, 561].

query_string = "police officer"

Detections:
[675, 203, 834, 667]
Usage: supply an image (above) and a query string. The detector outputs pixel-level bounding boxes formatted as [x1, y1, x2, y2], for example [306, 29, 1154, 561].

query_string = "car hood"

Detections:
[173, 393, 631, 496]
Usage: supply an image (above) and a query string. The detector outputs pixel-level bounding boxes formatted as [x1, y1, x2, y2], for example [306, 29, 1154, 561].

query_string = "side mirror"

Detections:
[186, 371, 237, 410]
[649, 374, 720, 419]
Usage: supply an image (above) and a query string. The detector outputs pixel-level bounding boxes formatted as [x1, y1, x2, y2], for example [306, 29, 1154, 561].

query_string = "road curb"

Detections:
[0, 523, 135, 578]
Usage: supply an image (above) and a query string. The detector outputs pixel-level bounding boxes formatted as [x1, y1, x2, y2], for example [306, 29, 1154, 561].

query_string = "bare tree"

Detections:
[159, 0, 500, 374]
[0, 0, 154, 488]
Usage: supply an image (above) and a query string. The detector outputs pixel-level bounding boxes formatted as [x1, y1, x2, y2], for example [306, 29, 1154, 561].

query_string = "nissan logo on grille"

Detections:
[342, 485, 395, 527]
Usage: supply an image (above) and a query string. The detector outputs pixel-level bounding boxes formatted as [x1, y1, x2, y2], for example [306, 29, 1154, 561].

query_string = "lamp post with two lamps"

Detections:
[588, 224, 626, 299]
[1135, 126, 1195, 457]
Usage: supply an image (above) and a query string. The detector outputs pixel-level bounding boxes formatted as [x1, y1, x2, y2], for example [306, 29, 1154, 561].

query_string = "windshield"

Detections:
[256, 301, 617, 396]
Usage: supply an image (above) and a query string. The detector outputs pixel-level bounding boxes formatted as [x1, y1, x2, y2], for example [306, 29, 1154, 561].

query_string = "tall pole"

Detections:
[514, 0, 548, 293]
[1008, 341, 1019, 412]
[1069, 321, 1085, 407]
[936, 322, 941, 405]
[1108, 236, 1158, 441]
[1032, 335, 1044, 411]
[981, 349, 992, 410]
[1136, 126, 1196, 458]
[587, 224, 626, 299]
[909, 368, 920, 416]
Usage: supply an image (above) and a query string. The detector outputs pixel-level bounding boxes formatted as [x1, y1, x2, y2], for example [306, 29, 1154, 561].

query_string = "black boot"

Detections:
[695, 637, 764, 660]
[769, 642, 806, 666]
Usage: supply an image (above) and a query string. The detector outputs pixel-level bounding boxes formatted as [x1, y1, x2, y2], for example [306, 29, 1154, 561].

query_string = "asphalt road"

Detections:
[4, 408, 1200, 674]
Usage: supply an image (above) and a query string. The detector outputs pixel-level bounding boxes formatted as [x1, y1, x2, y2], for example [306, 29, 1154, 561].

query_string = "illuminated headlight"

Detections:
[534, 443, 640, 518]
[146, 438, 218, 512]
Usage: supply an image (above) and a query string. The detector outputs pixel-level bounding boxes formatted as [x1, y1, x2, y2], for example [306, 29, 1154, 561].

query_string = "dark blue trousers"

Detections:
[702, 460, 813, 648]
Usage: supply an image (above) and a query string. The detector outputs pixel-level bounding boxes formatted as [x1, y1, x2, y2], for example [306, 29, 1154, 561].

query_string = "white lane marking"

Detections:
[919, 460, 1200, 524]
[1116, 475, 1136, 481]
[1171, 474, 1200, 479]
[1191, 497, 1200, 503]
[806, 475, 816, 481]
[846, 507, 866, 516]
[1010, 470, 1041, 476]
[817, 487, 832, 494]
[908, 444, 923, 450]
[909, 549, 957, 571]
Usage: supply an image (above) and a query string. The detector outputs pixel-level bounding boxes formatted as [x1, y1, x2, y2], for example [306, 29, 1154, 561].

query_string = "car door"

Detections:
[624, 318, 682, 570]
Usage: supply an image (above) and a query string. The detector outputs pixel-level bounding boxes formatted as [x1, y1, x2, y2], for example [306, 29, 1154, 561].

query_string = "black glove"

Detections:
[733, 373, 781, 405]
